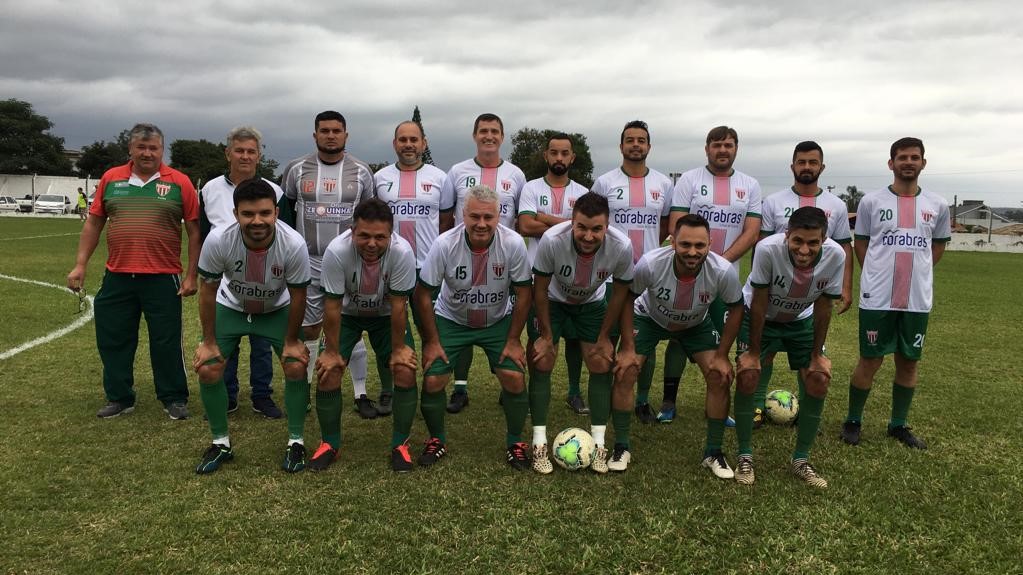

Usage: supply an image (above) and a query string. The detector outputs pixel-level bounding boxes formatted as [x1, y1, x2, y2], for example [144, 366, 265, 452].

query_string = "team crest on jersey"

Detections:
[817, 279, 828, 290]
[501, 180, 512, 192]
[651, 190, 661, 201]
[492, 263, 505, 278]
[568, 198, 576, 208]
[321, 178, 337, 193]
[271, 264, 283, 278]
[597, 269, 611, 281]
[866, 330, 878, 345]
[421, 183, 434, 193]
[302, 180, 316, 194]
[921, 210, 934, 223]
[155, 183, 170, 197]
[699, 291, 712, 304]
[736, 189, 746, 200]
[823, 210, 832, 218]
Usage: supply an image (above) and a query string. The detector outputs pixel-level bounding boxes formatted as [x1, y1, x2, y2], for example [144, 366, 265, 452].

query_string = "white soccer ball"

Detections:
[765, 389, 799, 425]
[552, 427, 596, 471]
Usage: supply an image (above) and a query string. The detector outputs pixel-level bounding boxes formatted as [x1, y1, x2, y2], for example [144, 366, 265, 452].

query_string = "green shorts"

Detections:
[527, 300, 605, 344]
[338, 314, 415, 364]
[213, 304, 289, 360]
[425, 315, 523, 376]
[737, 314, 819, 370]
[634, 314, 720, 359]
[858, 309, 929, 360]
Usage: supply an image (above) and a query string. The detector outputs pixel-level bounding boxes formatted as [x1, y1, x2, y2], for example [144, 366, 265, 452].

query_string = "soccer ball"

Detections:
[765, 389, 799, 425]
[552, 427, 596, 471]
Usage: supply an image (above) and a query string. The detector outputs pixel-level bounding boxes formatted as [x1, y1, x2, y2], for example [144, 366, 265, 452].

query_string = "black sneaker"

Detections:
[376, 392, 393, 416]
[96, 401, 134, 419]
[391, 442, 413, 473]
[635, 402, 656, 424]
[164, 402, 189, 420]
[252, 396, 283, 419]
[227, 397, 239, 413]
[840, 421, 862, 446]
[506, 442, 530, 470]
[281, 442, 307, 473]
[887, 425, 927, 449]
[418, 438, 448, 467]
[308, 443, 338, 471]
[446, 390, 469, 414]
[196, 443, 233, 474]
[565, 394, 590, 415]
[354, 394, 378, 419]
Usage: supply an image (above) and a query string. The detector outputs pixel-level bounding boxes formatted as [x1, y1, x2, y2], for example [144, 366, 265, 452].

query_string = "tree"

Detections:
[0, 98, 74, 175]
[77, 129, 130, 178]
[839, 185, 864, 212]
[169, 139, 280, 185]
[368, 161, 391, 173]
[1002, 209, 1023, 223]
[411, 106, 435, 166]
[509, 128, 594, 188]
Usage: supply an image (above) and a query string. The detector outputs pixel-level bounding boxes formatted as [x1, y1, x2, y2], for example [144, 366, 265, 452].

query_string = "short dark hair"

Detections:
[620, 120, 650, 144]
[792, 140, 823, 162]
[353, 198, 393, 228]
[572, 192, 609, 219]
[706, 126, 738, 145]
[546, 132, 573, 151]
[674, 213, 711, 235]
[473, 113, 504, 134]
[788, 206, 828, 233]
[315, 110, 347, 130]
[890, 137, 924, 160]
[233, 178, 275, 207]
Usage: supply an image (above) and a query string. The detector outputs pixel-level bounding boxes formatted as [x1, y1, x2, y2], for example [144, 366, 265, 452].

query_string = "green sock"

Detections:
[315, 389, 342, 449]
[565, 339, 583, 397]
[200, 379, 229, 440]
[588, 371, 612, 426]
[377, 358, 394, 394]
[420, 388, 447, 443]
[889, 383, 915, 429]
[753, 362, 774, 411]
[529, 368, 552, 427]
[391, 385, 418, 448]
[793, 374, 825, 460]
[453, 350, 472, 384]
[734, 389, 755, 456]
[662, 340, 684, 403]
[612, 409, 631, 448]
[846, 384, 871, 423]
[502, 388, 528, 446]
[285, 379, 309, 442]
[636, 355, 653, 406]
[704, 418, 726, 457]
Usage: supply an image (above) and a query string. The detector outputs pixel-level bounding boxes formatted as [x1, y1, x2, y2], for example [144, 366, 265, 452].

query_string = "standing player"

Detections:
[615, 214, 743, 476]
[591, 120, 674, 423]
[665, 126, 761, 425]
[192, 179, 311, 474]
[517, 133, 590, 415]
[733, 207, 845, 487]
[281, 111, 377, 419]
[528, 193, 636, 474]
[841, 137, 950, 449]
[440, 113, 527, 413]
[415, 185, 533, 469]
[313, 199, 418, 471]
[752, 140, 853, 427]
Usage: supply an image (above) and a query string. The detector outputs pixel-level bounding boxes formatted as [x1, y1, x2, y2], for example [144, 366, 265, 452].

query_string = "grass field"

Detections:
[1, 217, 1022, 574]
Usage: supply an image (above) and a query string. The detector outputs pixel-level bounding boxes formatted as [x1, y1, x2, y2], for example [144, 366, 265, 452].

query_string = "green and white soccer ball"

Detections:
[765, 389, 799, 425]
[552, 427, 596, 471]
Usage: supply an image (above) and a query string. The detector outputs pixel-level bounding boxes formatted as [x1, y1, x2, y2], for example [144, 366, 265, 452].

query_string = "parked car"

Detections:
[0, 196, 19, 212]
[17, 196, 34, 213]
[34, 194, 71, 215]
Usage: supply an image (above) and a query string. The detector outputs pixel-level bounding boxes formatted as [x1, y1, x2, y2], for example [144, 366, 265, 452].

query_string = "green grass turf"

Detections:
[1, 218, 1021, 574]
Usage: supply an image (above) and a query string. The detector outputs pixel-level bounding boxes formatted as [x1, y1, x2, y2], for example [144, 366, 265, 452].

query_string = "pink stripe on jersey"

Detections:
[891, 252, 914, 309]
[674, 277, 695, 310]
[573, 254, 594, 288]
[628, 229, 644, 263]
[788, 265, 813, 299]
[468, 308, 487, 328]
[550, 186, 565, 214]
[243, 299, 264, 315]
[713, 176, 731, 205]
[359, 260, 380, 295]
[471, 250, 489, 287]
[709, 228, 727, 255]
[481, 168, 498, 190]
[799, 195, 816, 208]
[629, 177, 646, 208]
[398, 220, 417, 256]
[245, 250, 267, 283]
[398, 169, 417, 200]
[898, 195, 917, 229]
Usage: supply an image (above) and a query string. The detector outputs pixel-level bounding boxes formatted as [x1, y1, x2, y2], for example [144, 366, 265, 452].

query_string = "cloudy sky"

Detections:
[3, 0, 1021, 206]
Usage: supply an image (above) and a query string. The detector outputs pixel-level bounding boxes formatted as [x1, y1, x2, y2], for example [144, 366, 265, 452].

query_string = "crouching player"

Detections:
[314, 198, 419, 471]
[528, 192, 637, 474]
[734, 207, 845, 488]
[616, 214, 743, 477]
[193, 178, 311, 474]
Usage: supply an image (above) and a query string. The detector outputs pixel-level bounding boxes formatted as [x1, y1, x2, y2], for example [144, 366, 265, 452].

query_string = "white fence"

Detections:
[0, 174, 96, 203]
[947, 233, 1023, 253]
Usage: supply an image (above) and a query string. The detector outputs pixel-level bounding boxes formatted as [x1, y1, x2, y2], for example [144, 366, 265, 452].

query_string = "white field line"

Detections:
[0, 274, 94, 360]
[0, 232, 80, 241]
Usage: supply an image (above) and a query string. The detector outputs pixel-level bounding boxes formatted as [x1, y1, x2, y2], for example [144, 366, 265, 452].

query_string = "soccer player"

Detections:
[752, 141, 853, 427]
[281, 111, 377, 419]
[616, 214, 743, 477]
[664, 126, 761, 425]
[192, 178, 311, 474]
[734, 207, 845, 488]
[440, 113, 527, 413]
[198, 125, 293, 419]
[528, 192, 636, 474]
[591, 120, 674, 423]
[415, 185, 533, 469]
[517, 132, 591, 415]
[841, 137, 950, 449]
[67, 123, 199, 420]
[313, 199, 418, 471]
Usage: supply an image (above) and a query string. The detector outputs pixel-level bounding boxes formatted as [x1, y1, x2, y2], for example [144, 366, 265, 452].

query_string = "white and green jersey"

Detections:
[281, 152, 375, 273]
[760, 187, 851, 243]
[198, 222, 311, 314]
[591, 167, 673, 263]
[532, 221, 635, 305]
[632, 249, 742, 331]
[517, 177, 590, 263]
[442, 158, 526, 228]
[744, 233, 845, 323]
[420, 223, 532, 328]
[670, 167, 762, 270]
[374, 163, 451, 269]
[320, 229, 417, 317]
[855, 187, 951, 312]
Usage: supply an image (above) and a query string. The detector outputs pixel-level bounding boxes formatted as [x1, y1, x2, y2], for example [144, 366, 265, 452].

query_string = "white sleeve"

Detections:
[319, 242, 346, 296]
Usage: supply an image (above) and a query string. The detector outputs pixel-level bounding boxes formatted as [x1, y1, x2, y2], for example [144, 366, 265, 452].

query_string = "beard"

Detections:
[548, 163, 569, 176]
[795, 170, 819, 185]
[317, 143, 345, 155]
